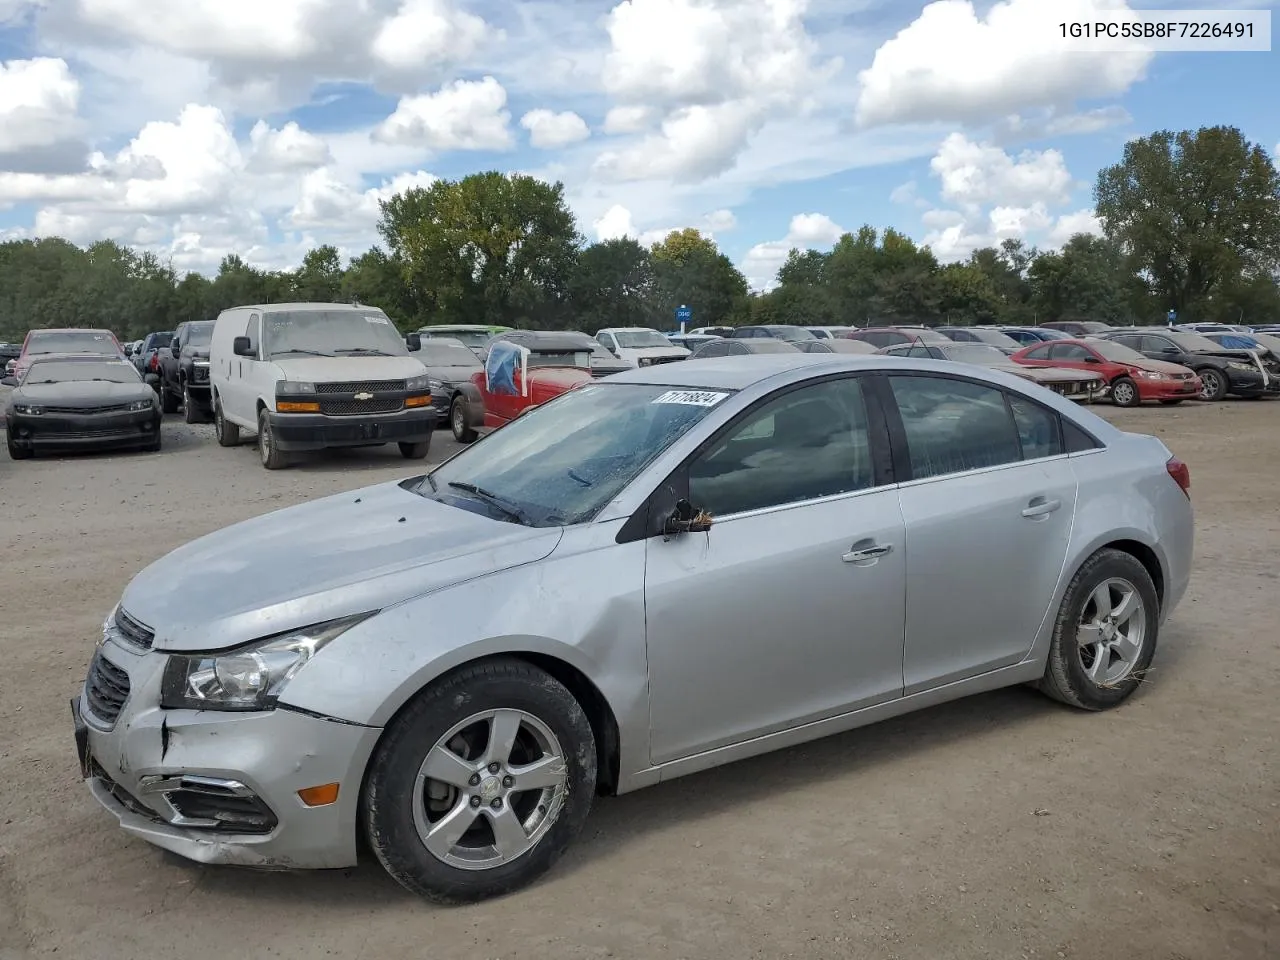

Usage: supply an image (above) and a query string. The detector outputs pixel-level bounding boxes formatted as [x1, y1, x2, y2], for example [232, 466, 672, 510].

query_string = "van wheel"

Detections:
[451, 397, 478, 443]
[257, 408, 289, 469]
[214, 397, 239, 447]
[399, 439, 430, 459]
[363, 658, 596, 903]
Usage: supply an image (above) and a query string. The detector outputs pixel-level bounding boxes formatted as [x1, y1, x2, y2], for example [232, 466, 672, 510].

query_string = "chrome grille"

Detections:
[318, 397, 404, 416]
[113, 607, 154, 650]
[85, 653, 130, 726]
[315, 380, 406, 394]
[191, 365, 209, 382]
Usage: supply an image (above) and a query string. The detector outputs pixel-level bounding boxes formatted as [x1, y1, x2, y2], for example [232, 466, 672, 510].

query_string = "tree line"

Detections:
[0, 125, 1276, 343]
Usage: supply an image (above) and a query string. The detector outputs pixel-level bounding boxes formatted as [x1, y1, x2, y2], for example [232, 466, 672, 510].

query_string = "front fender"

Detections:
[453, 381, 484, 428]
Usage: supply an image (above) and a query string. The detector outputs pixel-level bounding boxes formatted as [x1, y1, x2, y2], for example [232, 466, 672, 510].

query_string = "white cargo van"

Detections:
[209, 302, 435, 469]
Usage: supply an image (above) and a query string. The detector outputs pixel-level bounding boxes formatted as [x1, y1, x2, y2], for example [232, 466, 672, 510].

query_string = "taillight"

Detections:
[1166, 456, 1190, 498]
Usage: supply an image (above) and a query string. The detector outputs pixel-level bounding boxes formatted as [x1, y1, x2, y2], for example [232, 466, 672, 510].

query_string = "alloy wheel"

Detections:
[1076, 577, 1146, 686]
[411, 709, 568, 871]
[1112, 381, 1136, 405]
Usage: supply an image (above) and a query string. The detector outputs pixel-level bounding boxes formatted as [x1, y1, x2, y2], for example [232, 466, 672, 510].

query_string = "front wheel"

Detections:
[451, 397, 478, 443]
[1110, 376, 1140, 407]
[214, 396, 239, 447]
[6, 428, 32, 460]
[399, 439, 431, 459]
[182, 383, 199, 423]
[257, 408, 289, 469]
[363, 658, 597, 903]
[1038, 548, 1159, 710]
[1197, 368, 1227, 402]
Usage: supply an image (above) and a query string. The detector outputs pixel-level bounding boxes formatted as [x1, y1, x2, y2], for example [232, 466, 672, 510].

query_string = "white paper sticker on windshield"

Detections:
[651, 389, 729, 406]
[365, 314, 391, 324]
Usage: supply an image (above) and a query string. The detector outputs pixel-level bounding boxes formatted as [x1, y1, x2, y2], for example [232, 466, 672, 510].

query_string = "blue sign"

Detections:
[1167, 309, 1177, 325]
[675, 305, 692, 323]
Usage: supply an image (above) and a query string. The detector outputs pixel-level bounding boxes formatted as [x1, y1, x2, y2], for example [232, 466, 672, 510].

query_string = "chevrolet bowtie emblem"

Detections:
[353, 392, 374, 400]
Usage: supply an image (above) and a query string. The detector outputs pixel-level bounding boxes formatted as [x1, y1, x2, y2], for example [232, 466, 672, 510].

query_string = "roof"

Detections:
[27, 327, 115, 335]
[229, 302, 383, 313]
[596, 327, 659, 333]
[26, 353, 130, 364]
[608, 353, 885, 390]
[420, 324, 511, 332]
[495, 330, 596, 352]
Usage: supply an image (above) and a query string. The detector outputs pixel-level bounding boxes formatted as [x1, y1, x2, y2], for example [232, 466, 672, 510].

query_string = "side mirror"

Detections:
[170, 345, 180, 359]
[663, 498, 713, 536]
[1084, 355, 1101, 363]
[1161, 346, 1178, 354]
[233, 336, 254, 357]
[406, 333, 422, 351]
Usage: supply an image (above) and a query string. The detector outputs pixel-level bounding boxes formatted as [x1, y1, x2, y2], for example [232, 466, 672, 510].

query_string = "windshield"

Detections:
[1091, 340, 1146, 362]
[769, 327, 817, 341]
[420, 382, 728, 526]
[23, 360, 140, 384]
[967, 329, 1021, 349]
[188, 323, 213, 347]
[940, 344, 1008, 365]
[613, 330, 673, 349]
[264, 309, 409, 358]
[1168, 332, 1227, 353]
[146, 332, 173, 348]
[422, 328, 493, 350]
[421, 341, 479, 367]
[27, 331, 117, 355]
[1207, 334, 1258, 350]
[750, 340, 799, 353]
[527, 350, 592, 368]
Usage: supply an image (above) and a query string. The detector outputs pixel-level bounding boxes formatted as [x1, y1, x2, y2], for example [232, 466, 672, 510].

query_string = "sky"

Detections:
[0, 0, 1276, 294]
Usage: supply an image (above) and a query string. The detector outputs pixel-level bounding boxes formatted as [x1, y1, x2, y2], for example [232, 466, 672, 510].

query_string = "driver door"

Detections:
[643, 376, 906, 765]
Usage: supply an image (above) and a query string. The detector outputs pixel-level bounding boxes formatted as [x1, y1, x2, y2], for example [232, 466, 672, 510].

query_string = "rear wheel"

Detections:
[363, 658, 596, 903]
[399, 439, 431, 459]
[214, 396, 239, 446]
[182, 382, 199, 423]
[1038, 548, 1159, 710]
[1110, 377, 1140, 407]
[1197, 368, 1227, 402]
[257, 408, 290, 469]
[159, 380, 179, 414]
[451, 396, 478, 443]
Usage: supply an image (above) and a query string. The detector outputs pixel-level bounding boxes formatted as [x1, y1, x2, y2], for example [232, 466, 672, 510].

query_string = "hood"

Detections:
[120, 481, 562, 652]
[1011, 365, 1100, 384]
[1131, 358, 1195, 375]
[422, 362, 480, 382]
[15, 380, 153, 405]
[618, 346, 690, 360]
[273, 355, 429, 382]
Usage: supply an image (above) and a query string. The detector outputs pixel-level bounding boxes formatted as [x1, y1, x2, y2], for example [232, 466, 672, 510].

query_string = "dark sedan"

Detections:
[689, 338, 800, 359]
[414, 336, 484, 422]
[6, 357, 161, 460]
[1097, 328, 1278, 401]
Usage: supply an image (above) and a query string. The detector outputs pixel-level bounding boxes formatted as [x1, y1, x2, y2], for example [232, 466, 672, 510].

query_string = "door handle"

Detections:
[1021, 497, 1062, 519]
[842, 543, 893, 563]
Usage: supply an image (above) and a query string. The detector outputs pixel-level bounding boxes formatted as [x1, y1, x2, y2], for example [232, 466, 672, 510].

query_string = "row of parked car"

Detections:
[5, 311, 1278, 464]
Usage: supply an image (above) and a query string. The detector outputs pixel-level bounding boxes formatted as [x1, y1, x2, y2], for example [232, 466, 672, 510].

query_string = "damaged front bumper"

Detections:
[73, 637, 382, 869]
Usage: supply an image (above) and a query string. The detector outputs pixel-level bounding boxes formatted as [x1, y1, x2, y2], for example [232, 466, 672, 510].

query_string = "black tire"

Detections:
[398, 438, 431, 459]
[257, 407, 289, 469]
[1109, 376, 1140, 407]
[1157, 399, 1183, 405]
[363, 658, 597, 904]
[6, 429, 32, 460]
[451, 396, 478, 443]
[214, 396, 239, 447]
[159, 380, 179, 414]
[1197, 367, 1228, 402]
[181, 382, 208, 424]
[1038, 548, 1159, 711]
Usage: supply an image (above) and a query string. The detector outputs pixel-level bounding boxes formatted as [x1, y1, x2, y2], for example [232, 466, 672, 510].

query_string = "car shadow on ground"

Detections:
[158, 618, 1194, 909]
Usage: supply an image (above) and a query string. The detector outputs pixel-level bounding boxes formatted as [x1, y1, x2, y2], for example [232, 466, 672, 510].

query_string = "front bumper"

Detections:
[1224, 368, 1273, 396]
[1135, 377, 1202, 401]
[75, 638, 381, 869]
[6, 408, 160, 449]
[266, 407, 435, 451]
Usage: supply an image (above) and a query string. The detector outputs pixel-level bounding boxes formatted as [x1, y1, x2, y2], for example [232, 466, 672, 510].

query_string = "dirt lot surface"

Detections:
[1, 399, 1277, 960]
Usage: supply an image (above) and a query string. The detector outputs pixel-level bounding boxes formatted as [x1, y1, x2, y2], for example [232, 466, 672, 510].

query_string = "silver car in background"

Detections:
[74, 353, 1194, 903]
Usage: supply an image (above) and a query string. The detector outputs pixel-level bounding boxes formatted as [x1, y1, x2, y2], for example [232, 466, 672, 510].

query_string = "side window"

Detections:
[907, 345, 932, 358]
[889, 375, 1023, 479]
[246, 314, 261, 354]
[864, 332, 890, 347]
[178, 326, 189, 346]
[1023, 344, 1053, 360]
[689, 378, 876, 516]
[1048, 343, 1090, 361]
[697, 341, 727, 358]
[1141, 336, 1173, 353]
[1008, 395, 1063, 460]
[1110, 335, 1140, 349]
[600, 333, 616, 350]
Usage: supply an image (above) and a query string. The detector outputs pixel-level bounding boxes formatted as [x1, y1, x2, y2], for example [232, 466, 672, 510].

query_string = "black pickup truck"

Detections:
[157, 320, 214, 422]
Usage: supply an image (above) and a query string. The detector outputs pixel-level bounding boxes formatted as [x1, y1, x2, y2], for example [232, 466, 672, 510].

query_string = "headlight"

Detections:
[160, 613, 374, 712]
[128, 398, 154, 411]
[276, 380, 316, 395]
[1226, 361, 1254, 371]
[427, 378, 444, 393]
[1135, 370, 1164, 380]
[405, 374, 431, 392]
[11, 403, 41, 415]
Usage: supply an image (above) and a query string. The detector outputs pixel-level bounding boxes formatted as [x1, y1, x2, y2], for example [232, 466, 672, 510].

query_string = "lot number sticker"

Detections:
[365, 314, 391, 324]
[652, 389, 729, 406]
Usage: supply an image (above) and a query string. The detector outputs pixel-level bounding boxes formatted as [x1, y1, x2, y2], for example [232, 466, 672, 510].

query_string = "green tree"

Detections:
[293, 245, 344, 302]
[649, 228, 749, 328]
[378, 171, 581, 328]
[1028, 234, 1131, 324]
[936, 262, 1002, 324]
[1095, 125, 1280, 321]
[341, 247, 419, 329]
[567, 238, 658, 333]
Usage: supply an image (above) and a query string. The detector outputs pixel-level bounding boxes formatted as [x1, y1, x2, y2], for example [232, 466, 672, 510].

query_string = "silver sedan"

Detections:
[75, 353, 1194, 902]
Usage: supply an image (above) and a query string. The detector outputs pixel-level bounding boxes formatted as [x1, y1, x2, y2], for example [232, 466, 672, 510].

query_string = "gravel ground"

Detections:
[1, 398, 1277, 960]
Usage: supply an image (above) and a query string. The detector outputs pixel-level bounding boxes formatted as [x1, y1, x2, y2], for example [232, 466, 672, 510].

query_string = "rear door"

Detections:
[884, 373, 1078, 692]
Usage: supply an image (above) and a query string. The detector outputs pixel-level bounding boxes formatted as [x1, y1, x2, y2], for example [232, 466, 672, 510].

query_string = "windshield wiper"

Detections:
[567, 468, 593, 487]
[446, 481, 531, 525]
[334, 347, 394, 356]
[273, 349, 335, 358]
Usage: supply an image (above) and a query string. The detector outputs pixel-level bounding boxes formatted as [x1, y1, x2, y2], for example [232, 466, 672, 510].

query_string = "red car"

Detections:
[13, 328, 124, 382]
[450, 331, 594, 442]
[1011, 338, 1201, 407]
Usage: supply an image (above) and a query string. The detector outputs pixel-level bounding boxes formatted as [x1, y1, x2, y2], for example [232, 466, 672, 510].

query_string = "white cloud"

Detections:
[593, 203, 635, 242]
[1046, 208, 1103, 247]
[856, 0, 1151, 127]
[371, 0, 489, 72]
[373, 76, 513, 150]
[704, 208, 736, 232]
[591, 203, 738, 246]
[594, 100, 758, 182]
[742, 212, 843, 290]
[0, 57, 82, 153]
[247, 119, 331, 172]
[602, 105, 654, 135]
[930, 132, 1073, 212]
[520, 109, 589, 149]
